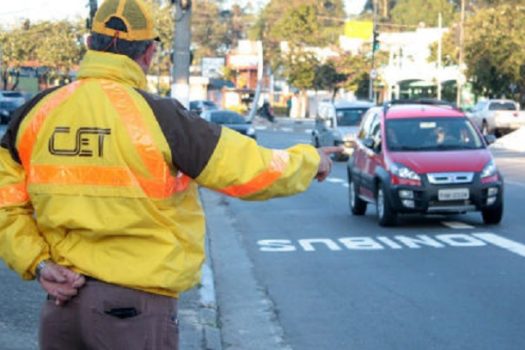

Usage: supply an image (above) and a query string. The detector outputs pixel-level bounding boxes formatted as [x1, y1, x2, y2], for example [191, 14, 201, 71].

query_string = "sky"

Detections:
[0, 0, 367, 23]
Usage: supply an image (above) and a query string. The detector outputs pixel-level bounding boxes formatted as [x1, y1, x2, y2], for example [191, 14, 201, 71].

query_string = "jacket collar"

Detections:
[77, 50, 147, 89]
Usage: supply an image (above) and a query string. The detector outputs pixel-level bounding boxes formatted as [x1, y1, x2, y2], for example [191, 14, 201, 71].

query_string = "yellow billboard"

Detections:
[344, 21, 373, 40]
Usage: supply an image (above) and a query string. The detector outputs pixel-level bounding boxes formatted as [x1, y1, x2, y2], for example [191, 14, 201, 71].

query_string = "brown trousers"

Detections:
[39, 278, 178, 350]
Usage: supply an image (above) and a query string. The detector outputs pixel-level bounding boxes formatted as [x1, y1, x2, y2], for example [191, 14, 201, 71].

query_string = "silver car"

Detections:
[311, 100, 374, 160]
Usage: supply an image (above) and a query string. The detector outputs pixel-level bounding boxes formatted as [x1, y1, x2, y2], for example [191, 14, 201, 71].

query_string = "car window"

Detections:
[386, 117, 484, 151]
[203, 101, 217, 108]
[357, 110, 376, 140]
[210, 111, 245, 124]
[336, 108, 369, 127]
[488, 101, 517, 111]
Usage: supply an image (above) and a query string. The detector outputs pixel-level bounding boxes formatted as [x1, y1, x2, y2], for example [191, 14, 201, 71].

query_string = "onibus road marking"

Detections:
[258, 232, 525, 258]
[441, 221, 475, 229]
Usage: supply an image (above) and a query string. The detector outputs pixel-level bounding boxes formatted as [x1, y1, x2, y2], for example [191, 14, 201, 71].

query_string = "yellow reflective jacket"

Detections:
[0, 50, 320, 297]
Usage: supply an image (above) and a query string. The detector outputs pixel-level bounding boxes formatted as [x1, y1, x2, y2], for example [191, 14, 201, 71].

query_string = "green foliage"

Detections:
[249, 0, 345, 71]
[428, 25, 460, 66]
[313, 61, 346, 98]
[282, 51, 319, 90]
[391, 0, 456, 27]
[0, 19, 86, 89]
[271, 5, 320, 46]
[463, 3, 525, 99]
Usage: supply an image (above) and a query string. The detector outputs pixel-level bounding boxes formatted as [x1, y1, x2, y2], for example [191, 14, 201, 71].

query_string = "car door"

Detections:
[314, 105, 327, 146]
[320, 106, 336, 146]
[360, 113, 381, 199]
[351, 109, 376, 198]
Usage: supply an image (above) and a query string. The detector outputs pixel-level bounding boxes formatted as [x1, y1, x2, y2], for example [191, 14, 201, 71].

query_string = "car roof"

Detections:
[319, 100, 374, 109]
[383, 104, 465, 120]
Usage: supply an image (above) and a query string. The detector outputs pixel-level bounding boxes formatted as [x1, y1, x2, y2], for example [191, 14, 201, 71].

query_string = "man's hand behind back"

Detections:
[315, 146, 344, 182]
[38, 262, 86, 306]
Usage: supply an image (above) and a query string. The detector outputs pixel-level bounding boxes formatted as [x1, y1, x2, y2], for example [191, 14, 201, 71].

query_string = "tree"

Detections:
[313, 61, 346, 100]
[248, 0, 345, 70]
[462, 4, 525, 102]
[391, 0, 456, 27]
[0, 20, 85, 90]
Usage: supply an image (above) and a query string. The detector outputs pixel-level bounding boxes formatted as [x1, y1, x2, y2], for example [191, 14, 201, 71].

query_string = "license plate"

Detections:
[438, 188, 470, 201]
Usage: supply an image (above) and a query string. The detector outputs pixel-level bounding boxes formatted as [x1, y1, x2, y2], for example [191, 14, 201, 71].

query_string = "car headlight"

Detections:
[390, 163, 421, 181]
[246, 127, 255, 136]
[480, 159, 497, 178]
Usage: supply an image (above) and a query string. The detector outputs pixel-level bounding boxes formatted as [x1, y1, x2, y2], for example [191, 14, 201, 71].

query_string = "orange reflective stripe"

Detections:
[30, 165, 137, 187]
[0, 182, 29, 207]
[19, 82, 83, 170]
[99, 80, 190, 198]
[220, 150, 290, 197]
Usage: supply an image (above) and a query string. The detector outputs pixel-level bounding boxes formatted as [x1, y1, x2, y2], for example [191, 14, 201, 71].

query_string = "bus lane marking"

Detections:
[258, 233, 489, 252]
[441, 221, 475, 229]
[473, 233, 525, 258]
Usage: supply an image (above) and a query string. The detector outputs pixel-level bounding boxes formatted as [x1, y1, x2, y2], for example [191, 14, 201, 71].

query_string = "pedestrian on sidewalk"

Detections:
[0, 0, 343, 349]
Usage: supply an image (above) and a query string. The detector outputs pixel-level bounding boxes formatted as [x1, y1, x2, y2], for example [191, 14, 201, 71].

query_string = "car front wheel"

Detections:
[482, 202, 503, 225]
[376, 182, 397, 226]
[348, 175, 366, 215]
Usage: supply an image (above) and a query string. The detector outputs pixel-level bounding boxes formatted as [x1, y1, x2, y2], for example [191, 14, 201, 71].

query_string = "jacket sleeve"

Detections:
[135, 91, 321, 200]
[0, 147, 50, 279]
[195, 127, 321, 200]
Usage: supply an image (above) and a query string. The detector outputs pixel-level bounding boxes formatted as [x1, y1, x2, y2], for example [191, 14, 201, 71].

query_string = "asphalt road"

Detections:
[210, 125, 525, 350]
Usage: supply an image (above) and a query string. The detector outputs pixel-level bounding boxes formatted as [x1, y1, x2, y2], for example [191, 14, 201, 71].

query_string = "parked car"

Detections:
[347, 100, 503, 226]
[0, 100, 22, 124]
[311, 100, 374, 160]
[0, 90, 25, 105]
[468, 99, 525, 136]
[201, 109, 256, 139]
[189, 100, 218, 116]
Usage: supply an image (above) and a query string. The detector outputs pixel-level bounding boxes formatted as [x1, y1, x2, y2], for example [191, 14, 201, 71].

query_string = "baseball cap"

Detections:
[92, 0, 160, 41]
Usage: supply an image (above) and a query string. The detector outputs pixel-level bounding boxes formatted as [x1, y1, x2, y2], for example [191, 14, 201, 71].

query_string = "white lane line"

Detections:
[342, 183, 349, 188]
[473, 233, 525, 258]
[280, 127, 293, 132]
[441, 221, 475, 229]
[326, 178, 345, 184]
[505, 180, 525, 189]
[304, 129, 313, 134]
[254, 126, 267, 130]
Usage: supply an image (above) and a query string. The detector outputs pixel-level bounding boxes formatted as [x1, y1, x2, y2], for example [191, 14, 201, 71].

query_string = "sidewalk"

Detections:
[178, 241, 222, 350]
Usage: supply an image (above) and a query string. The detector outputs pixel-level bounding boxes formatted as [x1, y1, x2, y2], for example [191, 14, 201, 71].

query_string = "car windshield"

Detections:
[336, 108, 369, 126]
[210, 112, 245, 124]
[488, 102, 517, 111]
[386, 117, 484, 151]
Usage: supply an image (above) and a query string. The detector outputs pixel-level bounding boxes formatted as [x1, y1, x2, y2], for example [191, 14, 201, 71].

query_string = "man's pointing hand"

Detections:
[315, 146, 345, 182]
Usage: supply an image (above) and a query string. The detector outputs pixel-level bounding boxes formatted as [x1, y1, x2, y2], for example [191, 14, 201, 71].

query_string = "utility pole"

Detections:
[369, 0, 378, 103]
[437, 12, 442, 100]
[457, 0, 465, 107]
[171, 0, 192, 108]
[88, 0, 98, 29]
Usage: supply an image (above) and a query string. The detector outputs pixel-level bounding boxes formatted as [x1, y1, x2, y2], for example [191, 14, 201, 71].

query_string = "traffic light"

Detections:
[372, 30, 380, 52]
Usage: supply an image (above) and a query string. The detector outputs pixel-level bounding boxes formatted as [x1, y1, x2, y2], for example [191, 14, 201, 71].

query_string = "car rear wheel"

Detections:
[348, 175, 366, 215]
[376, 182, 397, 226]
[482, 203, 503, 225]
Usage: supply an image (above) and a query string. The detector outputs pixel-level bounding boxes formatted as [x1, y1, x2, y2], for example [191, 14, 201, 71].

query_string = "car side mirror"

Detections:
[484, 134, 496, 145]
[362, 137, 375, 149]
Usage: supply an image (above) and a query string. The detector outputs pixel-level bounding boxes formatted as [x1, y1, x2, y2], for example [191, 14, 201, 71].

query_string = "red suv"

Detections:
[347, 101, 504, 226]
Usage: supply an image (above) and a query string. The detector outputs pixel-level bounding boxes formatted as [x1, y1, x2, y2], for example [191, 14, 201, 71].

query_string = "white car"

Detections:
[311, 100, 374, 160]
[468, 99, 525, 136]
